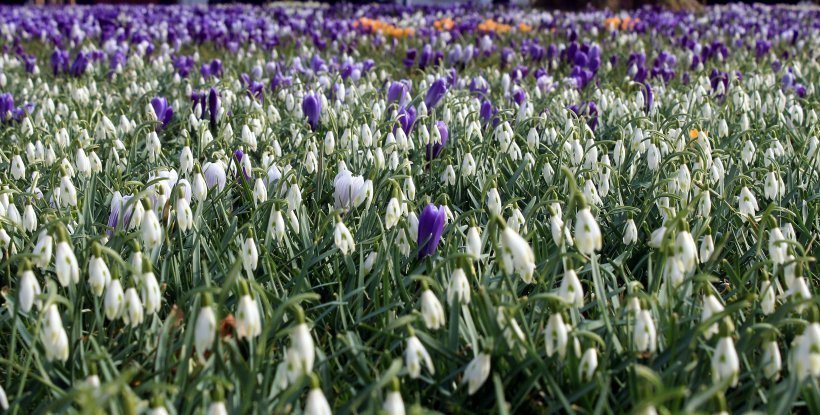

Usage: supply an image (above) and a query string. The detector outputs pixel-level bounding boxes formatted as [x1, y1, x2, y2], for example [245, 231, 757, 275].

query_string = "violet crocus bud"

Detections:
[424, 79, 447, 110]
[150, 96, 173, 130]
[302, 93, 322, 131]
[417, 204, 446, 258]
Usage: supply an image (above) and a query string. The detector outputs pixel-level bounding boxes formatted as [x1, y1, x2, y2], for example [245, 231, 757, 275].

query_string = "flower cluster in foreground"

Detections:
[0, 2, 818, 414]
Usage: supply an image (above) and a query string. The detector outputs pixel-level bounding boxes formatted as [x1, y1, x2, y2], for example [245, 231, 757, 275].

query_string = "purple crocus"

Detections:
[395, 105, 416, 134]
[302, 93, 322, 131]
[69, 52, 89, 77]
[424, 79, 447, 110]
[208, 88, 220, 129]
[51, 49, 69, 75]
[417, 203, 446, 258]
[426, 121, 448, 161]
[150, 97, 174, 130]
[233, 149, 251, 182]
[387, 81, 409, 107]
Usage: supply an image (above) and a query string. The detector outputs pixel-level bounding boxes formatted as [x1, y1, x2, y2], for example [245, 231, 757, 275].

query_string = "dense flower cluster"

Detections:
[0, 2, 818, 414]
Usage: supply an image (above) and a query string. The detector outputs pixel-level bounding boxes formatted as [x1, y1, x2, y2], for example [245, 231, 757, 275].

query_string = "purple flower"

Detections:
[418, 204, 446, 258]
[302, 93, 322, 131]
[426, 121, 448, 161]
[51, 50, 69, 75]
[643, 82, 653, 112]
[234, 150, 251, 182]
[208, 88, 220, 129]
[151, 96, 174, 130]
[201, 59, 222, 78]
[395, 105, 416, 134]
[69, 52, 89, 77]
[387, 81, 409, 107]
[424, 79, 447, 110]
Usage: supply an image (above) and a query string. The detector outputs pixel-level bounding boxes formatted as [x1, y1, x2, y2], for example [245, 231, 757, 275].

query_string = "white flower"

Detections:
[786, 277, 811, 312]
[461, 153, 476, 177]
[500, 227, 536, 284]
[141, 209, 162, 250]
[711, 336, 739, 387]
[0, 383, 7, 411]
[447, 268, 471, 306]
[88, 255, 111, 297]
[507, 208, 526, 234]
[141, 271, 161, 315]
[574, 208, 602, 255]
[768, 227, 787, 265]
[420, 289, 445, 330]
[764, 171, 780, 200]
[192, 172, 208, 201]
[545, 313, 569, 358]
[195, 305, 216, 361]
[700, 234, 714, 263]
[463, 353, 491, 395]
[242, 236, 259, 275]
[405, 335, 434, 379]
[123, 287, 144, 326]
[738, 186, 758, 220]
[760, 279, 776, 315]
[579, 348, 598, 380]
[206, 402, 228, 415]
[466, 226, 482, 259]
[741, 140, 756, 165]
[286, 322, 315, 382]
[10, 154, 25, 180]
[236, 294, 261, 340]
[363, 251, 378, 274]
[55, 241, 79, 287]
[176, 197, 193, 232]
[60, 175, 77, 206]
[334, 221, 355, 255]
[104, 279, 124, 320]
[623, 219, 638, 245]
[333, 170, 370, 211]
[304, 387, 332, 415]
[18, 269, 41, 313]
[40, 304, 69, 362]
[180, 146, 193, 175]
[33, 231, 53, 270]
[762, 341, 781, 380]
[22, 204, 37, 233]
[253, 178, 267, 205]
[674, 231, 698, 273]
[792, 323, 820, 380]
[634, 310, 657, 353]
[559, 269, 584, 308]
[486, 188, 502, 216]
[383, 391, 405, 415]
[649, 226, 667, 249]
[385, 197, 402, 230]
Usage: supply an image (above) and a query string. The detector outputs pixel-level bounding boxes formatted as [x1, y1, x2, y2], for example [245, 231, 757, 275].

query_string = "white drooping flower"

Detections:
[579, 347, 598, 381]
[768, 227, 787, 265]
[486, 188, 502, 216]
[559, 269, 584, 308]
[634, 309, 657, 353]
[500, 227, 536, 284]
[737, 186, 759, 221]
[383, 389, 405, 415]
[711, 336, 739, 387]
[303, 385, 332, 415]
[574, 208, 602, 255]
[180, 146, 193, 175]
[141, 208, 162, 250]
[334, 221, 355, 255]
[40, 304, 69, 363]
[463, 353, 491, 395]
[141, 270, 162, 316]
[466, 226, 482, 259]
[285, 321, 315, 383]
[176, 196, 193, 232]
[762, 340, 782, 380]
[405, 335, 434, 379]
[701, 294, 725, 339]
[674, 231, 698, 273]
[623, 219, 638, 245]
[241, 236, 259, 276]
[545, 313, 569, 358]
[792, 323, 820, 380]
[18, 269, 41, 313]
[236, 293, 261, 340]
[447, 268, 471, 306]
[104, 279, 124, 320]
[55, 240, 80, 287]
[123, 287, 144, 326]
[195, 304, 217, 362]
[87, 254, 111, 297]
[700, 234, 715, 263]
[385, 197, 402, 230]
[760, 279, 776, 315]
[420, 289, 445, 330]
[33, 231, 53, 270]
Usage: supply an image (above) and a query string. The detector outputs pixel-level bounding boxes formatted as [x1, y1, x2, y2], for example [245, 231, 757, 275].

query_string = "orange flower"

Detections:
[434, 17, 454, 31]
[689, 129, 699, 139]
[354, 17, 413, 38]
[478, 19, 511, 34]
[518, 23, 533, 33]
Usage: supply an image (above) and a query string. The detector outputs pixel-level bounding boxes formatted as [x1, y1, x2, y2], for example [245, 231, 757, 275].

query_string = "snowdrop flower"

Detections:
[141, 265, 162, 316]
[104, 279, 124, 320]
[420, 288, 445, 330]
[180, 146, 193, 175]
[762, 340, 781, 380]
[711, 336, 739, 387]
[10, 154, 25, 180]
[206, 401, 228, 415]
[466, 226, 482, 259]
[195, 300, 216, 362]
[486, 187, 502, 216]
[192, 171, 208, 202]
[623, 219, 638, 245]
[123, 287, 144, 326]
[236, 289, 261, 340]
[18, 267, 41, 313]
[792, 323, 820, 380]
[87, 249, 111, 297]
[760, 279, 776, 315]
[737, 187, 758, 221]
[60, 172, 77, 207]
[768, 227, 787, 265]
[55, 238, 79, 287]
[500, 226, 536, 284]
[675, 230, 698, 273]
[142, 206, 162, 250]
[579, 348, 598, 381]
[40, 304, 69, 362]
[447, 268, 471, 305]
[385, 197, 402, 230]
[461, 153, 476, 177]
[363, 251, 378, 275]
[786, 277, 811, 312]
[303, 379, 332, 415]
[559, 269, 584, 308]
[545, 313, 569, 358]
[764, 171, 780, 200]
[286, 308, 315, 382]
[574, 208, 602, 255]
[405, 333, 434, 379]
[334, 220, 355, 255]
[22, 204, 36, 233]
[0, 384, 7, 411]
[634, 309, 657, 353]
[383, 380, 405, 415]
[176, 194, 193, 232]
[700, 234, 715, 263]
[463, 353, 491, 395]
[741, 140, 756, 165]
[241, 234, 259, 276]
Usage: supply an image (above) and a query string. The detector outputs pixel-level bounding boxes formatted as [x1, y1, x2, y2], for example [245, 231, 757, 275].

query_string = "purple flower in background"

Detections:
[643, 82, 653, 112]
[208, 88, 220, 129]
[233, 149, 251, 182]
[395, 105, 417, 134]
[403, 48, 417, 68]
[151, 96, 174, 130]
[0, 93, 15, 122]
[424, 79, 447, 109]
[417, 203, 446, 258]
[69, 52, 89, 77]
[302, 93, 322, 131]
[387, 81, 409, 107]
[201, 59, 222, 78]
[51, 49, 69, 75]
[426, 121, 448, 161]
[173, 55, 194, 77]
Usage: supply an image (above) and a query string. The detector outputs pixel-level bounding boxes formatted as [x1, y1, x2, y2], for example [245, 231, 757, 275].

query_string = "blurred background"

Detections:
[20, 0, 814, 9]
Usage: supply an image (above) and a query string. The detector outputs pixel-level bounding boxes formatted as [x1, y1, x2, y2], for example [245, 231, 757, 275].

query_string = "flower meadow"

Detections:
[0, 2, 818, 414]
